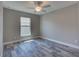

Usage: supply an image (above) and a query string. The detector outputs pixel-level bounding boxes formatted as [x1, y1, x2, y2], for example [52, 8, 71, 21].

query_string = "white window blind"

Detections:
[20, 17, 31, 37]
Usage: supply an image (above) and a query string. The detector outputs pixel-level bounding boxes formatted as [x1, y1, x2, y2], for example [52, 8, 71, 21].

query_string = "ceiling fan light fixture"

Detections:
[35, 6, 42, 12]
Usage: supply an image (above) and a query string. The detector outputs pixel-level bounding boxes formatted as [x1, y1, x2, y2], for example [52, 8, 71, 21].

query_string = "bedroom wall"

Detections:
[0, 2, 3, 56]
[3, 8, 40, 43]
[40, 3, 79, 47]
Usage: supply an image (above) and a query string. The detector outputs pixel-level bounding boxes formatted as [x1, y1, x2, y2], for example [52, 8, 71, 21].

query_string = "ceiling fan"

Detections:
[28, 1, 51, 12]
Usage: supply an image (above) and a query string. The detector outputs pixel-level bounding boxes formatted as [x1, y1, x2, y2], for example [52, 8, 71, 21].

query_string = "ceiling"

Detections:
[3, 1, 78, 15]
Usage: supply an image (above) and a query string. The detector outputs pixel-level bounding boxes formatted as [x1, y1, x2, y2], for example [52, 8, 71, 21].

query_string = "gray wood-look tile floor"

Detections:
[3, 38, 79, 57]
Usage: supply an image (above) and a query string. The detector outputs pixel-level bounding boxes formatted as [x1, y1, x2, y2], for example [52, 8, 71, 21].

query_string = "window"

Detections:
[20, 17, 31, 37]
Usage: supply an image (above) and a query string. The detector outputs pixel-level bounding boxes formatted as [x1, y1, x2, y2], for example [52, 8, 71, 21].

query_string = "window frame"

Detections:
[20, 17, 31, 37]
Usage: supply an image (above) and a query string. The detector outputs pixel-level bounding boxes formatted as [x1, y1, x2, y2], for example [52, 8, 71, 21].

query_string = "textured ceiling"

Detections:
[3, 1, 78, 15]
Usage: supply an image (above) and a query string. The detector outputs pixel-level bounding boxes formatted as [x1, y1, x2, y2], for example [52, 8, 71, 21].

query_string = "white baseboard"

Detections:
[4, 39, 25, 45]
[4, 36, 79, 50]
[41, 36, 79, 49]
[3, 36, 41, 45]
[3, 37, 34, 45]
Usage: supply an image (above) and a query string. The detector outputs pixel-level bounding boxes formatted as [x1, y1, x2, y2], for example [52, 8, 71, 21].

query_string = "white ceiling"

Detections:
[3, 1, 78, 15]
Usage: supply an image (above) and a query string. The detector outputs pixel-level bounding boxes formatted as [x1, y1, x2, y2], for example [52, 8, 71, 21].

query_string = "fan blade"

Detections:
[27, 7, 34, 9]
[42, 10, 46, 12]
[34, 1, 43, 6]
[43, 5, 51, 8]
[34, 10, 37, 13]
[40, 1, 49, 7]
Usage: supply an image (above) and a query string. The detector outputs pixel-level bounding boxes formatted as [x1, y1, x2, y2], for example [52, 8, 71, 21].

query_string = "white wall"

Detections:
[41, 3, 79, 47]
[0, 2, 3, 56]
